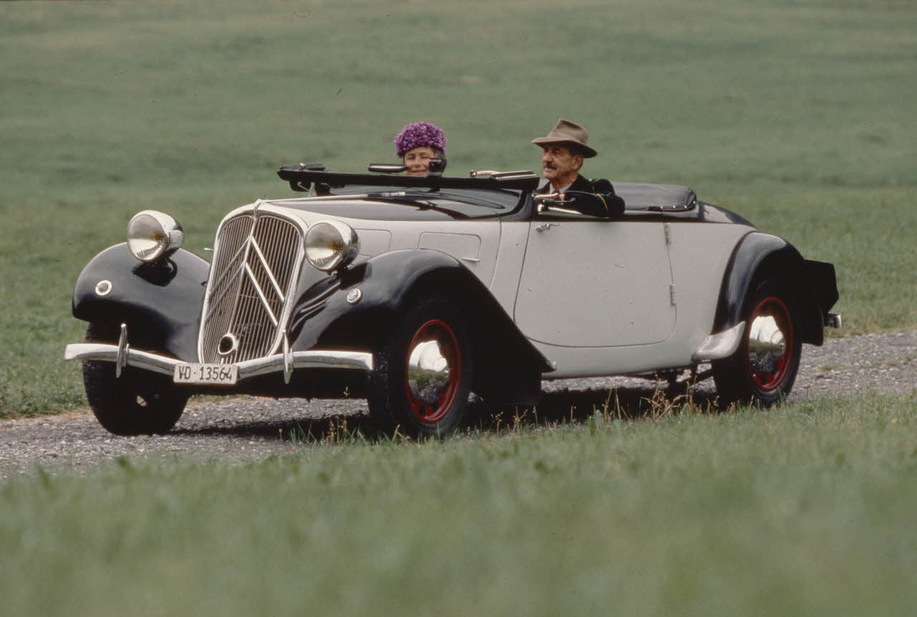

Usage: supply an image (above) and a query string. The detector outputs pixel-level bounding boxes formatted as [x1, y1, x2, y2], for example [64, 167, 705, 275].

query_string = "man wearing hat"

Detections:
[532, 119, 625, 218]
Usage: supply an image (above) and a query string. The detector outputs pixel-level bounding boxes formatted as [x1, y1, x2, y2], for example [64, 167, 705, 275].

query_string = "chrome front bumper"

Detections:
[64, 343, 373, 382]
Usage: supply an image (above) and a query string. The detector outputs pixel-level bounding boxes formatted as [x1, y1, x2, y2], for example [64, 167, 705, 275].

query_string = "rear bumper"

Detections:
[64, 343, 373, 381]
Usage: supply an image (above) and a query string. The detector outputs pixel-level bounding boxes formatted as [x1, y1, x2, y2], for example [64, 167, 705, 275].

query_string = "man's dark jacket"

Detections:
[537, 175, 626, 218]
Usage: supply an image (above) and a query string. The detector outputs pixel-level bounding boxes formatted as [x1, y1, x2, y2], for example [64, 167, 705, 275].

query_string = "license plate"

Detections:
[174, 363, 238, 385]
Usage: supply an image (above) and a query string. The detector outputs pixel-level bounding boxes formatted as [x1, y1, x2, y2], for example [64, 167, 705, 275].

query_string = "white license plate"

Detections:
[174, 363, 238, 385]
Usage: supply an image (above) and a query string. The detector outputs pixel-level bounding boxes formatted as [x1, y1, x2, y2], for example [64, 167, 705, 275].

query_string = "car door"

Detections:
[513, 216, 675, 348]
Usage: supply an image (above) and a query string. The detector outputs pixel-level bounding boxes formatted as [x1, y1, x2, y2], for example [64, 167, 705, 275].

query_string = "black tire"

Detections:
[82, 323, 187, 435]
[366, 296, 473, 438]
[712, 280, 802, 407]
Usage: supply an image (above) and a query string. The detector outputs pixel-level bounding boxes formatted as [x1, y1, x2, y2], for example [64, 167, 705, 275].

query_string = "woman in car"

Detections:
[394, 121, 447, 176]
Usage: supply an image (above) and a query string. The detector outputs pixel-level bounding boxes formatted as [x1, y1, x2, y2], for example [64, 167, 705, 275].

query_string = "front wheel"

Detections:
[83, 323, 188, 435]
[712, 280, 802, 407]
[367, 297, 473, 438]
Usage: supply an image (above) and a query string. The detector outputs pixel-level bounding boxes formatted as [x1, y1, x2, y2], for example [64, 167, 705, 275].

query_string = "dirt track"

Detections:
[1, 330, 915, 479]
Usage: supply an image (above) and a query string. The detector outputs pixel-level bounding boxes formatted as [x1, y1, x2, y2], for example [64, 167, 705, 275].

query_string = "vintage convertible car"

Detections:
[64, 164, 839, 436]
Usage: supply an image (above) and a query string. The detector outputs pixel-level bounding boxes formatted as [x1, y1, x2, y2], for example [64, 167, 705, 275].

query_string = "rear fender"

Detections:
[72, 243, 209, 360]
[288, 249, 551, 405]
[713, 233, 837, 346]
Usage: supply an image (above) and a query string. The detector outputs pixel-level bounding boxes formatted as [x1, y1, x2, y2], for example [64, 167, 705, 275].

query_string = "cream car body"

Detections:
[65, 167, 839, 436]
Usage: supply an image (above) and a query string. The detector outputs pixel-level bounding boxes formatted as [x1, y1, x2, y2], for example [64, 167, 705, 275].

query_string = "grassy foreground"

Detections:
[2, 393, 917, 616]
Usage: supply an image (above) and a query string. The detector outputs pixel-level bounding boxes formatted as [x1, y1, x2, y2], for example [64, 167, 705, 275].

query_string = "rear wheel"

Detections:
[713, 280, 802, 406]
[367, 297, 473, 437]
[82, 323, 188, 435]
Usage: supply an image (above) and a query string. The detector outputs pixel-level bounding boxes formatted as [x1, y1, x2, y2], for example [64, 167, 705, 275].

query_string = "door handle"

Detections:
[536, 223, 557, 232]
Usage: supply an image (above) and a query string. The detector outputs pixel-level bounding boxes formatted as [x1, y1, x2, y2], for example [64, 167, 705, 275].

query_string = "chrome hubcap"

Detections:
[407, 339, 452, 405]
[747, 315, 786, 374]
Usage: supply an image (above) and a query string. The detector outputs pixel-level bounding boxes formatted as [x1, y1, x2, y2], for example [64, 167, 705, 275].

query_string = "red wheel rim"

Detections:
[746, 296, 794, 392]
[404, 319, 462, 424]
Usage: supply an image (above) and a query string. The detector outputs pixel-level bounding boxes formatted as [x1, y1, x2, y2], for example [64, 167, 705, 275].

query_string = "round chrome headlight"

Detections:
[305, 221, 360, 272]
[127, 210, 184, 263]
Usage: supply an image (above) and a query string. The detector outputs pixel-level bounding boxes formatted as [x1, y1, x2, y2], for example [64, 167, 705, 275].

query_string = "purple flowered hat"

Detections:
[394, 121, 447, 158]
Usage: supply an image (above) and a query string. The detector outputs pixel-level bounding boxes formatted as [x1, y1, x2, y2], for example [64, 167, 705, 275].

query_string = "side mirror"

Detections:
[427, 158, 445, 176]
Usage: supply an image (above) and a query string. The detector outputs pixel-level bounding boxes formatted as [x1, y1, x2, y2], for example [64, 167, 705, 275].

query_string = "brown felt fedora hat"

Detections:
[531, 118, 597, 158]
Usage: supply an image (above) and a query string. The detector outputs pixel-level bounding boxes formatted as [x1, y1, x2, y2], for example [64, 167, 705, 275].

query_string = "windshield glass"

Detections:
[305, 185, 529, 219]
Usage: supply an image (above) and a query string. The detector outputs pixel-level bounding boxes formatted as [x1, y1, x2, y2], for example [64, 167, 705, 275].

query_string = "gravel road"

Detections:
[2, 330, 915, 478]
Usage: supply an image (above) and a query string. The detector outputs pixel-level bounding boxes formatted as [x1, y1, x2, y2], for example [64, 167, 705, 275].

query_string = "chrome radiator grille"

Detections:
[198, 211, 304, 364]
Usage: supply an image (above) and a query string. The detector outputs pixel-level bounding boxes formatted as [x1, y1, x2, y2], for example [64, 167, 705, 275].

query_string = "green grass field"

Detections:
[1, 2, 916, 615]
[3, 394, 917, 616]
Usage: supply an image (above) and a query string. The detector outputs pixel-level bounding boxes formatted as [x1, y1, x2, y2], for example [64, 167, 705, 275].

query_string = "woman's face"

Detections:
[403, 146, 436, 176]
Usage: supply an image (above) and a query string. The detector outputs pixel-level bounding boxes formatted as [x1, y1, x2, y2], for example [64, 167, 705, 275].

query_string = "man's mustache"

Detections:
[543, 162, 558, 170]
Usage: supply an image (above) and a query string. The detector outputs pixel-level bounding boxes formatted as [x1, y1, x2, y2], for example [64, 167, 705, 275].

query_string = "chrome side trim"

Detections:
[691, 322, 746, 363]
[64, 344, 374, 380]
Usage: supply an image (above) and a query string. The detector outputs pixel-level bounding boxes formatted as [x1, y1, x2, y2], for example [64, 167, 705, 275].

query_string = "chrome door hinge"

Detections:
[664, 222, 672, 246]
[669, 284, 676, 306]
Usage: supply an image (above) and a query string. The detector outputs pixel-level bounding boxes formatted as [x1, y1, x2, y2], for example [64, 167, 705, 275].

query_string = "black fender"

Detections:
[287, 249, 551, 405]
[713, 232, 838, 346]
[72, 243, 209, 361]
